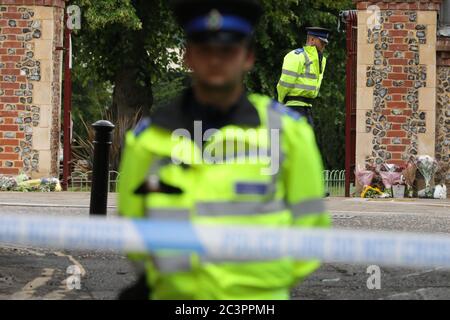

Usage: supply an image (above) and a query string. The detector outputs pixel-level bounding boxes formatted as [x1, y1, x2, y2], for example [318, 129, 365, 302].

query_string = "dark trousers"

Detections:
[286, 105, 314, 128]
[285, 105, 329, 196]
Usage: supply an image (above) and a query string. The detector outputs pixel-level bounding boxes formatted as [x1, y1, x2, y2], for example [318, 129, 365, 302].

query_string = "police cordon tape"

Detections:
[1, 214, 450, 269]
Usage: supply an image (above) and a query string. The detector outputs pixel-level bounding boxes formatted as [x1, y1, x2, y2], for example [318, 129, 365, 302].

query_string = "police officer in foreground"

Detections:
[118, 0, 330, 300]
[277, 27, 330, 127]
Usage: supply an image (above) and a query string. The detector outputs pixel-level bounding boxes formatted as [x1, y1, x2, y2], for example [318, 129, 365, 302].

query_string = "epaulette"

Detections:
[294, 48, 304, 55]
[271, 102, 302, 121]
[133, 117, 152, 136]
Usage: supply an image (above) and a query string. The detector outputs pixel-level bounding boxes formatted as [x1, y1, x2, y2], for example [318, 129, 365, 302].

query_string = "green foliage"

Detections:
[69, 0, 353, 169]
[70, 0, 182, 85]
[76, 0, 142, 30]
[153, 72, 189, 109]
[72, 108, 142, 172]
[246, 0, 353, 169]
[71, 77, 113, 138]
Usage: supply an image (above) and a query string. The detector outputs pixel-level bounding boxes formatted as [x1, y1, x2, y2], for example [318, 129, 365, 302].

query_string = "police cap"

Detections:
[306, 27, 330, 44]
[170, 0, 263, 44]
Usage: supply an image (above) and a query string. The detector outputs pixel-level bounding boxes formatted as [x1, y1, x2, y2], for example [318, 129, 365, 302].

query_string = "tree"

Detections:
[70, 0, 183, 117]
[247, 0, 353, 169]
[70, 0, 353, 169]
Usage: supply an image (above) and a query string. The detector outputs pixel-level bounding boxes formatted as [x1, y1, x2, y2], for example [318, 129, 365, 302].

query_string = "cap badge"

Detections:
[206, 9, 223, 31]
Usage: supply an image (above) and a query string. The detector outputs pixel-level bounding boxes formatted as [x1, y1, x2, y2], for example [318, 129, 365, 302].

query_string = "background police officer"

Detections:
[118, 0, 330, 300]
[277, 27, 330, 127]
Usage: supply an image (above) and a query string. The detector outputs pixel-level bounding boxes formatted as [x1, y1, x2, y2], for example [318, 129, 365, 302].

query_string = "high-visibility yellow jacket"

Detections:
[277, 45, 327, 108]
[118, 92, 331, 300]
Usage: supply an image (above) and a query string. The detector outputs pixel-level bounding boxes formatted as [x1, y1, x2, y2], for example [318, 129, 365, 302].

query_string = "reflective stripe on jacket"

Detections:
[118, 93, 330, 300]
[277, 46, 327, 108]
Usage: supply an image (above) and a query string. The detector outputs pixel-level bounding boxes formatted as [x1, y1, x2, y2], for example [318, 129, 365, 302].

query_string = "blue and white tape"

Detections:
[1, 214, 450, 269]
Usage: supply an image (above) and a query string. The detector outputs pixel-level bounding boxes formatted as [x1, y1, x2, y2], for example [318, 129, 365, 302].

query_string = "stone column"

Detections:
[355, 0, 441, 168]
[436, 37, 450, 191]
[0, 0, 65, 178]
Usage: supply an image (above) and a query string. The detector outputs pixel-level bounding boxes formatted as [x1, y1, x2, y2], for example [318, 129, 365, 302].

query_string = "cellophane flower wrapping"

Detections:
[355, 167, 375, 188]
[402, 162, 417, 197]
[415, 155, 439, 192]
[402, 162, 417, 188]
[379, 171, 402, 189]
[0, 174, 61, 192]
[378, 163, 402, 190]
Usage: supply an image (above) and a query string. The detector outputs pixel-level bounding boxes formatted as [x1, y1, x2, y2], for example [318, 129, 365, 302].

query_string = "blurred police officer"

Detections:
[118, 0, 330, 300]
[277, 27, 330, 127]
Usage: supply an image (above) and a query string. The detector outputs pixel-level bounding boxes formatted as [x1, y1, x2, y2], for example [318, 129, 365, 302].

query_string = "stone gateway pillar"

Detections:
[0, 0, 65, 178]
[354, 0, 442, 169]
[436, 37, 450, 189]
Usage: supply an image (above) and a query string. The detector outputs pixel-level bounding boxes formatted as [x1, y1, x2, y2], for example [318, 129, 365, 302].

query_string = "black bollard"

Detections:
[89, 120, 115, 215]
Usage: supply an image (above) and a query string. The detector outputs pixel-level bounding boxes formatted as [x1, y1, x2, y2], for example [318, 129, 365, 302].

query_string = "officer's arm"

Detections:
[118, 130, 153, 218]
[283, 117, 331, 282]
[277, 52, 304, 103]
[118, 129, 155, 269]
[284, 118, 330, 227]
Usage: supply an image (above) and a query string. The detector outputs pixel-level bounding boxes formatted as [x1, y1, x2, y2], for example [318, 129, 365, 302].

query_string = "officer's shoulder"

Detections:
[293, 48, 304, 55]
[132, 117, 152, 137]
[247, 95, 301, 121]
[270, 101, 303, 121]
[131, 92, 185, 139]
[285, 48, 304, 60]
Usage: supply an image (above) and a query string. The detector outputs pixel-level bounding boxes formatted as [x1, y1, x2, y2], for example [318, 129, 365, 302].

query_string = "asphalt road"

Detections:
[0, 193, 449, 300]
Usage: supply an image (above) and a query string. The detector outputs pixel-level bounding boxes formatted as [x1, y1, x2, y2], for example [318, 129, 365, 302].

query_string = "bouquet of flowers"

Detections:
[39, 178, 62, 192]
[361, 186, 383, 198]
[0, 175, 18, 191]
[379, 171, 402, 188]
[17, 177, 62, 192]
[378, 164, 402, 197]
[415, 155, 439, 198]
[355, 166, 375, 188]
[355, 166, 376, 197]
[402, 161, 417, 198]
[0, 174, 61, 192]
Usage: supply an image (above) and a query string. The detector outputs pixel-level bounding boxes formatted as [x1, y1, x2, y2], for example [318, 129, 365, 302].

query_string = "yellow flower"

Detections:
[361, 186, 370, 198]
[361, 186, 383, 198]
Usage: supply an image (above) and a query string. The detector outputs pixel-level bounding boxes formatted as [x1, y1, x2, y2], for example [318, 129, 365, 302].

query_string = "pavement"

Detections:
[0, 192, 450, 300]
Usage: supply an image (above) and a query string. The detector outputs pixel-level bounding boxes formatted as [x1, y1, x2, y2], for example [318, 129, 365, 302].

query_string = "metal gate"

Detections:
[341, 10, 358, 197]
